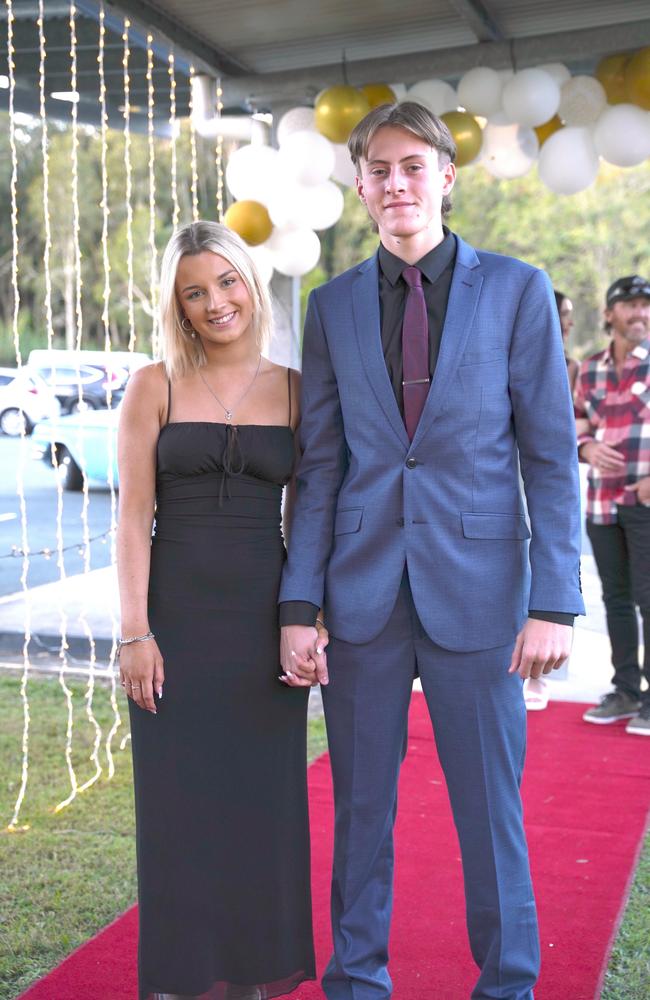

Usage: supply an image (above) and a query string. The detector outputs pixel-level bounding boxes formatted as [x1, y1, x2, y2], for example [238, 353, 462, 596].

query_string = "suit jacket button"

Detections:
[406, 457, 418, 469]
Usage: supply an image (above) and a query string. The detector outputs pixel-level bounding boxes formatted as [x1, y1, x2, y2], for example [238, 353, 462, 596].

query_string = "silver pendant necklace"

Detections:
[198, 355, 262, 422]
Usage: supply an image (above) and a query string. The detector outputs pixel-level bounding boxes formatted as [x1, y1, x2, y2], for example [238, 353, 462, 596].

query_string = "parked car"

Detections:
[27, 349, 151, 414]
[31, 405, 119, 491]
[0, 366, 61, 437]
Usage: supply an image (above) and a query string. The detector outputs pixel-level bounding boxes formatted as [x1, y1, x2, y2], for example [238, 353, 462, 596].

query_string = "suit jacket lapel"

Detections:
[412, 236, 484, 446]
[352, 255, 410, 449]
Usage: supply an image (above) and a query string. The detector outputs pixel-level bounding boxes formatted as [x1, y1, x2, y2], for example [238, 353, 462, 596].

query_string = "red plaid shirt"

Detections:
[574, 338, 650, 524]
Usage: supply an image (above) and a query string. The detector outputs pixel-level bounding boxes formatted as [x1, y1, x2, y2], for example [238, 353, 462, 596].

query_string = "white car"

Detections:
[0, 366, 61, 436]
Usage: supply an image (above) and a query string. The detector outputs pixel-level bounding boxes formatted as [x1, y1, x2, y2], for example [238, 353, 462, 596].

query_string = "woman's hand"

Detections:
[120, 639, 164, 714]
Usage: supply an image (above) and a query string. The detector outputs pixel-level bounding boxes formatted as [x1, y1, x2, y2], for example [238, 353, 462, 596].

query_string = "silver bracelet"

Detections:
[117, 631, 155, 655]
[315, 618, 326, 629]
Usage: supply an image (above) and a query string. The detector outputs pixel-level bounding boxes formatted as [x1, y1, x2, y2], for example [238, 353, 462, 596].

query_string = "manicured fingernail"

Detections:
[290, 650, 296, 657]
[286, 670, 295, 679]
[157, 687, 163, 699]
[316, 646, 323, 655]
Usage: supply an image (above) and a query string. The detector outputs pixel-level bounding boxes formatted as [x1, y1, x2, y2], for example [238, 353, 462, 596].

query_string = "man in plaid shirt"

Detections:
[575, 275, 650, 734]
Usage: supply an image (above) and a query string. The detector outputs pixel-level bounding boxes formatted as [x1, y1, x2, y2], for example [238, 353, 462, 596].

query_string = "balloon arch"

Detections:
[208, 48, 650, 279]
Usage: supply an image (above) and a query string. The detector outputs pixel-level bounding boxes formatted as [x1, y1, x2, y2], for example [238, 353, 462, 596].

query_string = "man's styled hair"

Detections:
[347, 101, 457, 217]
[159, 220, 272, 381]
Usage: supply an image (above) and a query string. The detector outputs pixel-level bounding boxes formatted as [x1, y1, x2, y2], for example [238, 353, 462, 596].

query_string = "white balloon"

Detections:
[266, 226, 321, 277]
[276, 106, 316, 146]
[268, 181, 344, 231]
[331, 143, 357, 186]
[497, 68, 514, 85]
[278, 130, 336, 185]
[537, 62, 571, 88]
[559, 76, 607, 126]
[246, 244, 274, 285]
[481, 120, 539, 178]
[502, 69, 561, 127]
[406, 79, 457, 115]
[593, 103, 650, 167]
[389, 82, 408, 102]
[457, 66, 503, 117]
[538, 126, 599, 194]
[225, 144, 282, 203]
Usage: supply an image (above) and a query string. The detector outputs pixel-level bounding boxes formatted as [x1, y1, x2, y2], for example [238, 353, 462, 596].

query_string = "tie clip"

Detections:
[402, 378, 431, 386]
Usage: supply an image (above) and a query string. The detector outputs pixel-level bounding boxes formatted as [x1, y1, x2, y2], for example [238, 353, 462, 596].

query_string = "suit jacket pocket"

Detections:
[334, 506, 364, 535]
[458, 359, 508, 394]
[461, 511, 531, 540]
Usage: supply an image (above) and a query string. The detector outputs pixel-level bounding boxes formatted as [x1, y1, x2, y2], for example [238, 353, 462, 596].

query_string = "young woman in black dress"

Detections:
[116, 221, 320, 1000]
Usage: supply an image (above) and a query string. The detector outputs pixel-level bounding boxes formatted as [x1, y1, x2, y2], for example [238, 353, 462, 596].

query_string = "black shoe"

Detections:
[625, 701, 650, 736]
[583, 690, 641, 724]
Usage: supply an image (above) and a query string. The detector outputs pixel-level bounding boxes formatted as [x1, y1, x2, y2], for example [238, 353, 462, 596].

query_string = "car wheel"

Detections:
[0, 407, 31, 437]
[55, 446, 84, 491]
[67, 398, 94, 415]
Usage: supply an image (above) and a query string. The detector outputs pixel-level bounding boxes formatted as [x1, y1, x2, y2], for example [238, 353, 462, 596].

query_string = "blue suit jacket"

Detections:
[280, 235, 585, 650]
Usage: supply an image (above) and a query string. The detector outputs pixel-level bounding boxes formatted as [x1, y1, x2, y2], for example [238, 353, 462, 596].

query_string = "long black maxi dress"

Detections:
[128, 378, 315, 1000]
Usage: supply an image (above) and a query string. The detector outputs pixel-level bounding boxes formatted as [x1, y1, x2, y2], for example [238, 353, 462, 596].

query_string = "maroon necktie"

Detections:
[402, 266, 430, 441]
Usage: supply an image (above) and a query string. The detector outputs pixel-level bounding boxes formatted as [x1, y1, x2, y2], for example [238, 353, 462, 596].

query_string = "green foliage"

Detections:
[0, 674, 328, 997]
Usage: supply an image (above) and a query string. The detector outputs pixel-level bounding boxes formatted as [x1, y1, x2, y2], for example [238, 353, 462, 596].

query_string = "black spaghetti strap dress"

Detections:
[128, 372, 315, 1000]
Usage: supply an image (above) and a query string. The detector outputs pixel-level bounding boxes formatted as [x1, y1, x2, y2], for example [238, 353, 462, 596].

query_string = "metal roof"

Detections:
[2, 0, 650, 127]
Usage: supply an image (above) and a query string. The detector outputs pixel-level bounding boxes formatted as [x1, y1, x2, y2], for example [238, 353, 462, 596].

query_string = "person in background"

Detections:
[555, 290, 579, 393]
[576, 275, 650, 735]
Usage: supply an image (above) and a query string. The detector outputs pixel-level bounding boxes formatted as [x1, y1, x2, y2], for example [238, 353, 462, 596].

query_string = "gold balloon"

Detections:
[534, 115, 563, 146]
[625, 46, 650, 110]
[441, 111, 482, 167]
[596, 53, 630, 105]
[315, 85, 371, 143]
[360, 83, 397, 109]
[223, 200, 273, 246]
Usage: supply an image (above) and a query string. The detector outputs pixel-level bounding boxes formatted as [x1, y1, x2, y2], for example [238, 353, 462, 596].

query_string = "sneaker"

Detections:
[583, 691, 641, 724]
[625, 702, 650, 736]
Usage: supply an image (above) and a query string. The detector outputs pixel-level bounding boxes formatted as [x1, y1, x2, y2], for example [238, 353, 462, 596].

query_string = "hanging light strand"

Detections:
[122, 17, 136, 352]
[36, 0, 78, 815]
[97, 2, 123, 781]
[168, 51, 180, 228]
[215, 77, 224, 221]
[145, 34, 159, 357]
[70, 0, 102, 797]
[6, 0, 31, 834]
[188, 65, 200, 223]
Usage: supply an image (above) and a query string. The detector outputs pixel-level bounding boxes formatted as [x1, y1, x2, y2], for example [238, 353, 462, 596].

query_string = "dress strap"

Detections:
[165, 378, 172, 426]
[287, 367, 292, 427]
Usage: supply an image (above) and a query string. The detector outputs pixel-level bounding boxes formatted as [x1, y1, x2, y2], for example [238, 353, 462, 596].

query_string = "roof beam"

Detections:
[221, 18, 650, 108]
[101, 0, 253, 77]
[446, 0, 505, 43]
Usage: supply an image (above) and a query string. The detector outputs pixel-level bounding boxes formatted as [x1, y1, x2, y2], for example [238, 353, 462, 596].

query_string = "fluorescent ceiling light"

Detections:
[51, 91, 80, 103]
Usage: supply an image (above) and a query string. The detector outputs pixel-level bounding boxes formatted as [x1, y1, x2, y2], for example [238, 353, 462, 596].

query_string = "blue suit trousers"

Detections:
[321, 572, 539, 1000]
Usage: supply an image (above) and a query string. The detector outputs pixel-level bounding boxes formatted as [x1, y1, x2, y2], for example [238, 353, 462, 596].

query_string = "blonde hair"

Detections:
[159, 221, 273, 381]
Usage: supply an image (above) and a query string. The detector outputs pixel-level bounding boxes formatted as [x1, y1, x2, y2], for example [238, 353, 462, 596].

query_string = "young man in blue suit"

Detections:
[279, 102, 584, 1000]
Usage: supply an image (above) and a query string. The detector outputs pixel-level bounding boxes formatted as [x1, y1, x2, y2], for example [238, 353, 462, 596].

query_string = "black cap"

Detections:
[606, 274, 650, 308]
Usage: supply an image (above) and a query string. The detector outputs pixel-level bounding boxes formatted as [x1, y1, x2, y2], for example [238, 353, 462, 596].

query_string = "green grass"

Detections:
[0, 674, 327, 998]
[0, 674, 647, 999]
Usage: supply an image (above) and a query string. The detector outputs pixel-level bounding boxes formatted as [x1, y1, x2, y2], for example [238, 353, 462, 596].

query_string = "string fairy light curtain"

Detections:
[3, 0, 214, 830]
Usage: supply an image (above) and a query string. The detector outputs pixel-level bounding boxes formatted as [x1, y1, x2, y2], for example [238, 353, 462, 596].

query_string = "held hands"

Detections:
[280, 623, 329, 687]
[508, 619, 572, 680]
[119, 638, 164, 714]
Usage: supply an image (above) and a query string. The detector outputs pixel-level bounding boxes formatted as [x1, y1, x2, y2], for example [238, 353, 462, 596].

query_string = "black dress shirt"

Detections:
[280, 234, 573, 629]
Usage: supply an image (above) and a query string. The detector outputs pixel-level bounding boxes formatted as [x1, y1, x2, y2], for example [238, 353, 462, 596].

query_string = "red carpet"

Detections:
[20, 695, 650, 1000]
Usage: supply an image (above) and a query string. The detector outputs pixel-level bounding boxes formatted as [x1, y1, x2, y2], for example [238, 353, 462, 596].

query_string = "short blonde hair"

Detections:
[159, 221, 273, 381]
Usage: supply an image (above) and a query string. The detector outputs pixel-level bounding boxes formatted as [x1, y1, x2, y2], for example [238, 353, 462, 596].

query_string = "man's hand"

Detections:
[280, 624, 329, 687]
[580, 440, 625, 473]
[508, 619, 573, 680]
[625, 476, 650, 505]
